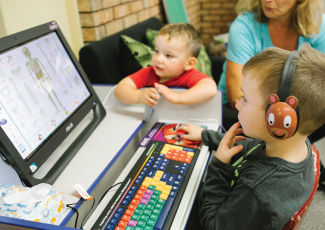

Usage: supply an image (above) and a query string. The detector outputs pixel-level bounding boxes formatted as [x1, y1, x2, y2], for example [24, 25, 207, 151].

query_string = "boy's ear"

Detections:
[184, 57, 197, 71]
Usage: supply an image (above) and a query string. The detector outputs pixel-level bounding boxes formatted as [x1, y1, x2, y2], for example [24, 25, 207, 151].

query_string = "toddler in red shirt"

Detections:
[114, 23, 217, 106]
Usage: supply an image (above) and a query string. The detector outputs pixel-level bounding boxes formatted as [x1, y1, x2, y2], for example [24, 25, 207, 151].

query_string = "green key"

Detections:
[157, 199, 165, 205]
[135, 227, 143, 230]
[147, 219, 156, 227]
[155, 203, 163, 210]
[148, 199, 156, 206]
[134, 208, 143, 215]
[148, 185, 156, 190]
[137, 204, 146, 210]
[131, 214, 141, 221]
[145, 204, 155, 211]
[144, 226, 153, 230]
[152, 209, 161, 215]
[125, 227, 134, 230]
[150, 214, 159, 221]
[140, 215, 149, 222]
[153, 190, 161, 196]
[143, 209, 152, 216]
[150, 194, 159, 200]
[137, 221, 146, 228]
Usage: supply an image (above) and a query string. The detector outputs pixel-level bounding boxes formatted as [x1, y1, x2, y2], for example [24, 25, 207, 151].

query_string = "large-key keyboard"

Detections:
[90, 140, 200, 230]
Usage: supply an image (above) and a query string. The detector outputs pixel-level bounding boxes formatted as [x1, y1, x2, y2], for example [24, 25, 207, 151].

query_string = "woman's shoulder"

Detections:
[233, 12, 259, 27]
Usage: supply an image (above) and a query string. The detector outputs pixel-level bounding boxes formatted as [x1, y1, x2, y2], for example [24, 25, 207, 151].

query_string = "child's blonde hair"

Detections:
[158, 23, 202, 58]
[243, 44, 325, 135]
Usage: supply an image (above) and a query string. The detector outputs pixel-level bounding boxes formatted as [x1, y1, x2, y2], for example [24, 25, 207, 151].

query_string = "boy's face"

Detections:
[152, 35, 192, 79]
[235, 76, 269, 139]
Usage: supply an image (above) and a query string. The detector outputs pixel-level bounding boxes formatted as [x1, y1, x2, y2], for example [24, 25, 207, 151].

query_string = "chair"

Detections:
[281, 145, 320, 230]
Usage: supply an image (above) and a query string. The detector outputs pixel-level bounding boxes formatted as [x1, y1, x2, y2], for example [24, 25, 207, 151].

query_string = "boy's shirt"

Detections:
[199, 130, 315, 230]
[128, 66, 210, 89]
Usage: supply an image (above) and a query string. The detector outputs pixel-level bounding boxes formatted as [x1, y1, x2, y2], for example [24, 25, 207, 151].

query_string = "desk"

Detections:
[0, 85, 222, 229]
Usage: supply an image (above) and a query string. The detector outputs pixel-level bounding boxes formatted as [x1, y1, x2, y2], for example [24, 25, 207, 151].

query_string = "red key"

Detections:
[178, 157, 185, 162]
[125, 209, 134, 216]
[121, 215, 131, 222]
[116, 227, 125, 230]
[128, 204, 137, 211]
[165, 155, 172, 159]
[118, 220, 128, 228]
[184, 158, 192, 163]
[139, 186, 147, 191]
[137, 190, 145, 196]
[181, 151, 187, 154]
[179, 153, 186, 158]
[172, 156, 178, 161]
[134, 194, 142, 200]
[131, 199, 140, 205]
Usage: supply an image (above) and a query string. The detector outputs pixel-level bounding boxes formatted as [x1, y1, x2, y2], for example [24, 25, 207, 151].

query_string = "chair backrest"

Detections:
[281, 145, 320, 230]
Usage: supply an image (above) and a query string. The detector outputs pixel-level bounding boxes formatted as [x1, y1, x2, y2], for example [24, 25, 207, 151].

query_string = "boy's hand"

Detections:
[139, 87, 159, 106]
[154, 83, 179, 104]
[177, 123, 203, 141]
[215, 122, 246, 165]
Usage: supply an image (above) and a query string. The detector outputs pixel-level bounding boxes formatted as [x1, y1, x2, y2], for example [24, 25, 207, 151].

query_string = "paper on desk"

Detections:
[2, 183, 51, 205]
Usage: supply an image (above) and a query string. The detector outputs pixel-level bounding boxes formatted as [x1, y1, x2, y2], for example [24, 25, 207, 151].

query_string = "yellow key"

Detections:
[158, 181, 166, 187]
[162, 189, 170, 196]
[159, 194, 168, 200]
[142, 181, 150, 187]
[176, 146, 183, 150]
[153, 176, 160, 181]
[144, 177, 152, 182]
[156, 186, 164, 191]
[150, 180, 158, 186]
[164, 185, 172, 191]
[187, 152, 194, 157]
[162, 146, 170, 151]
[164, 144, 172, 148]
[160, 150, 168, 155]
[155, 170, 164, 178]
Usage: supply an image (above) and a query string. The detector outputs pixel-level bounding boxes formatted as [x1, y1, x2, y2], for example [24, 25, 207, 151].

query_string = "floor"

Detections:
[301, 137, 325, 229]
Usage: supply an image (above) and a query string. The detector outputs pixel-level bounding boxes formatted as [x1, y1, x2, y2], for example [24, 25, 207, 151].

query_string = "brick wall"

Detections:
[78, 0, 166, 43]
[200, 0, 238, 45]
[78, 0, 238, 46]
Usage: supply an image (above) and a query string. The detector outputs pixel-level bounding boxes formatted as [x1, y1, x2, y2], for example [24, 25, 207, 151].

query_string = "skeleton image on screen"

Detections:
[22, 47, 63, 112]
[9, 78, 33, 114]
[24, 82, 39, 105]
[37, 43, 56, 74]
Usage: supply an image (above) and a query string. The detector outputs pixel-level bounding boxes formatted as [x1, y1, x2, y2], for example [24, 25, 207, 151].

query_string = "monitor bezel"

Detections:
[0, 21, 106, 186]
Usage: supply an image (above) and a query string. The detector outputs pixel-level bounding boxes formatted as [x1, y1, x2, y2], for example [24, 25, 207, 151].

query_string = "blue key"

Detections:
[148, 169, 157, 177]
[159, 166, 166, 171]
[131, 186, 137, 191]
[143, 167, 149, 172]
[183, 148, 195, 152]
[150, 156, 155, 160]
[161, 172, 170, 182]
[138, 175, 144, 180]
[179, 170, 185, 175]
[106, 224, 114, 230]
[113, 212, 121, 219]
[166, 174, 176, 185]
[125, 195, 132, 201]
[161, 162, 167, 167]
[154, 160, 161, 166]
[146, 162, 152, 167]
[152, 164, 159, 170]
[154, 197, 175, 230]
[116, 207, 124, 213]
[134, 179, 141, 185]
[173, 165, 180, 170]
[157, 157, 162, 162]
[163, 159, 169, 163]
[175, 175, 183, 182]
[174, 180, 180, 187]
[140, 171, 146, 176]
[182, 163, 189, 168]
[109, 218, 118, 225]
[159, 154, 165, 158]
[128, 190, 135, 196]
[122, 199, 129, 206]
[171, 186, 179, 192]
[169, 191, 177, 198]
[181, 166, 187, 171]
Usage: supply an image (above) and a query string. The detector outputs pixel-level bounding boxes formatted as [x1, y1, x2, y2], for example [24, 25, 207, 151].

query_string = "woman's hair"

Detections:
[158, 23, 202, 58]
[235, 0, 324, 37]
[242, 44, 325, 135]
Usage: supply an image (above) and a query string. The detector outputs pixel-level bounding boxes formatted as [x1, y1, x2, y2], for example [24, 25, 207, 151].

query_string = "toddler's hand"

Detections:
[177, 123, 203, 141]
[215, 122, 246, 164]
[139, 87, 159, 106]
[154, 83, 179, 104]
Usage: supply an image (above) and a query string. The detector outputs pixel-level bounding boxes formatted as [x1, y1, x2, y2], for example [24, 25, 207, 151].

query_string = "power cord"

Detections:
[98, 182, 122, 204]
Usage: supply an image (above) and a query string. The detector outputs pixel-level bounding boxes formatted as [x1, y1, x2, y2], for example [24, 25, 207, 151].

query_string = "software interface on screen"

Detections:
[0, 32, 91, 161]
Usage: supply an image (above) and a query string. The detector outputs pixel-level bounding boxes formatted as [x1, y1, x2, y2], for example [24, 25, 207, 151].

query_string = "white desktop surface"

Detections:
[0, 85, 222, 229]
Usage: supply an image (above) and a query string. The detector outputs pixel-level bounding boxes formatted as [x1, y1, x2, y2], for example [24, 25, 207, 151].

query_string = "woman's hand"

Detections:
[177, 123, 204, 141]
[215, 121, 246, 164]
[139, 87, 159, 106]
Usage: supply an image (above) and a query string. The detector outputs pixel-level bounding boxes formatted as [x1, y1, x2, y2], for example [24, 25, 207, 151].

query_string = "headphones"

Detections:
[265, 51, 300, 140]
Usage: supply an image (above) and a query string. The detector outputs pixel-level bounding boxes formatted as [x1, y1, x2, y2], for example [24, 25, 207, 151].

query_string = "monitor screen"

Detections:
[0, 32, 91, 161]
[0, 21, 106, 186]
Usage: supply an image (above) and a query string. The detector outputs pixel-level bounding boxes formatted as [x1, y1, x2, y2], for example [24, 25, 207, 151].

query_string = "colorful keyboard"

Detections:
[90, 141, 201, 230]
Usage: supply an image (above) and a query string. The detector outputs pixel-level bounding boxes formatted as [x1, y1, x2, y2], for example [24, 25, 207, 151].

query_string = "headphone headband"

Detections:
[278, 50, 299, 102]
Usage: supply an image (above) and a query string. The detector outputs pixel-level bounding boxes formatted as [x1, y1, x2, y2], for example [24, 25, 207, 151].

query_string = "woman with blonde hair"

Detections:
[218, 0, 325, 130]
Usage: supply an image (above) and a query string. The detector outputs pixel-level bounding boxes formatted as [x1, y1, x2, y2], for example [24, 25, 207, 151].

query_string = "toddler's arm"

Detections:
[114, 77, 159, 106]
[155, 78, 217, 105]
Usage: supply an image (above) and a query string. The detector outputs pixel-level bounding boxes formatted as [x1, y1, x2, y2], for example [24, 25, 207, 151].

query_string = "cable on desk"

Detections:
[80, 197, 96, 229]
[98, 182, 122, 204]
[66, 197, 95, 229]
[66, 204, 79, 229]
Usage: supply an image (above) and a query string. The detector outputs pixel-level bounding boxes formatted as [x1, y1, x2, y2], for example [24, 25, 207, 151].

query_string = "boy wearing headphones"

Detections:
[178, 43, 325, 229]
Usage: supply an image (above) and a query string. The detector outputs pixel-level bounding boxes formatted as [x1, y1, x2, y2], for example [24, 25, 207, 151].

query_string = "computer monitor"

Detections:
[0, 21, 106, 187]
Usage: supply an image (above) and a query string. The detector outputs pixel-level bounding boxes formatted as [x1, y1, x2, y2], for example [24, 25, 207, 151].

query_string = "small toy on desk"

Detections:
[143, 91, 162, 121]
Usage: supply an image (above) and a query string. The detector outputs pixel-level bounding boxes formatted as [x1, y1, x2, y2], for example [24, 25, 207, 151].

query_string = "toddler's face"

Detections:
[152, 35, 191, 80]
[235, 76, 269, 139]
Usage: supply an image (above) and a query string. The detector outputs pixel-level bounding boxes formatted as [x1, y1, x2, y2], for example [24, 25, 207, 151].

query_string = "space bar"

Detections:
[154, 197, 175, 230]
